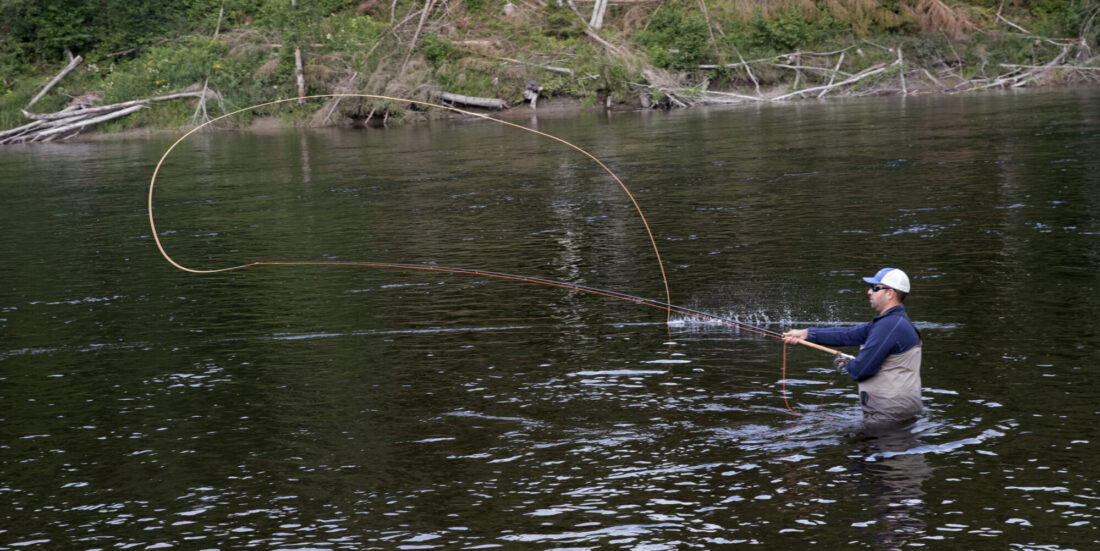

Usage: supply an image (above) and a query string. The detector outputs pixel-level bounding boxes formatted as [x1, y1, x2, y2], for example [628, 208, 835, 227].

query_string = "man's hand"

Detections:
[782, 329, 807, 344]
[833, 355, 850, 374]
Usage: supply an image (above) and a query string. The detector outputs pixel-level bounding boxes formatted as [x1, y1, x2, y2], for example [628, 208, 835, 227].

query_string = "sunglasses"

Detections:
[869, 285, 892, 293]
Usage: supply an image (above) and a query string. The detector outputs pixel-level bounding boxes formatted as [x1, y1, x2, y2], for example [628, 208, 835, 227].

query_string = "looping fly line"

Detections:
[148, 94, 846, 416]
[147, 93, 670, 313]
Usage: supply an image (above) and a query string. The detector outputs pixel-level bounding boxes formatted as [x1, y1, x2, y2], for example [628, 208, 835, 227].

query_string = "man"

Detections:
[783, 267, 922, 424]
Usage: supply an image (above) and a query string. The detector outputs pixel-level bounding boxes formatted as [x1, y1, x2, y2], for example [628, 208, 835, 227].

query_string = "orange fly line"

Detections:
[147, 94, 845, 415]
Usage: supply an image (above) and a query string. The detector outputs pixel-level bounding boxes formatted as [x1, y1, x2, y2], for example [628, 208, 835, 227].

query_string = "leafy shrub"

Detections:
[422, 33, 459, 66]
[749, 7, 808, 52]
[0, 0, 268, 60]
[634, 5, 712, 69]
[542, 2, 583, 38]
[820, 0, 908, 37]
[1029, 0, 1089, 38]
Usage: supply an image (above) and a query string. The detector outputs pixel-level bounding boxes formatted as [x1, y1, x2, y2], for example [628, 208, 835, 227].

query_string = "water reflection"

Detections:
[1, 88, 1098, 549]
[853, 421, 932, 548]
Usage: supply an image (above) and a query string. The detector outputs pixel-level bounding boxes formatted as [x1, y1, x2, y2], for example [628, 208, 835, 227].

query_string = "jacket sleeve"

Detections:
[807, 322, 872, 348]
[844, 316, 907, 382]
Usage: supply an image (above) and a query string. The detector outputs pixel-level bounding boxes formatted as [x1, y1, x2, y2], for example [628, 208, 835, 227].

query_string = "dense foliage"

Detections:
[1, 0, 1096, 130]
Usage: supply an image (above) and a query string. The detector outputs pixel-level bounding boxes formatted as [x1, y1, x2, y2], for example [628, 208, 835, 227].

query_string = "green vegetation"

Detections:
[1, 0, 1096, 132]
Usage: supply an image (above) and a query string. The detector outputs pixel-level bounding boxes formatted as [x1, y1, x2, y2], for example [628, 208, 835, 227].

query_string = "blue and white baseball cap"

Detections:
[862, 267, 910, 293]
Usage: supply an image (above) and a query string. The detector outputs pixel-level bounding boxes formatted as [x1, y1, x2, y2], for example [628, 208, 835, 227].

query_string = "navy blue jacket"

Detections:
[806, 305, 921, 382]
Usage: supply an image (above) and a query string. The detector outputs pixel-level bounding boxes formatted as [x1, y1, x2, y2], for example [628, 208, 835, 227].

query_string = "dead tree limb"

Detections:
[316, 70, 359, 126]
[735, 48, 760, 97]
[773, 63, 852, 79]
[22, 91, 213, 121]
[973, 47, 1071, 90]
[922, 68, 947, 90]
[818, 52, 846, 98]
[771, 64, 887, 101]
[192, 1, 226, 124]
[439, 92, 506, 109]
[996, 12, 1075, 48]
[698, 0, 721, 62]
[897, 47, 907, 95]
[792, 49, 802, 90]
[999, 62, 1100, 71]
[33, 104, 146, 141]
[399, 0, 436, 76]
[0, 120, 48, 141]
[565, 0, 621, 55]
[1011, 46, 1070, 87]
[27, 55, 83, 109]
[589, 0, 608, 29]
[5, 90, 216, 145]
[691, 90, 765, 103]
[497, 56, 574, 75]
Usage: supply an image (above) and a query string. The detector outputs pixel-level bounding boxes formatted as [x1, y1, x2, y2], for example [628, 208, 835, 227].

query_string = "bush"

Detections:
[0, 0, 253, 60]
[422, 33, 459, 67]
[634, 5, 712, 69]
[1030, 0, 1091, 39]
[542, 2, 584, 38]
[749, 7, 809, 52]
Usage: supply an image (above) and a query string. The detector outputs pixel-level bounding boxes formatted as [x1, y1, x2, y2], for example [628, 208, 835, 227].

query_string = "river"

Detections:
[1, 87, 1097, 549]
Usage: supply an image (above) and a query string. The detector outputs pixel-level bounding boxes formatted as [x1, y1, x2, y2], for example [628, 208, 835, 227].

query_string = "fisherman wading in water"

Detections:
[783, 268, 922, 424]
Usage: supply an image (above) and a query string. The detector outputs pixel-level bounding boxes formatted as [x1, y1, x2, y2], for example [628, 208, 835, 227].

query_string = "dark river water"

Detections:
[2, 87, 1098, 549]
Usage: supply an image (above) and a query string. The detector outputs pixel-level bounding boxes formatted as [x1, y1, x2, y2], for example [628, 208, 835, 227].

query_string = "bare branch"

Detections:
[771, 64, 888, 101]
[27, 55, 83, 109]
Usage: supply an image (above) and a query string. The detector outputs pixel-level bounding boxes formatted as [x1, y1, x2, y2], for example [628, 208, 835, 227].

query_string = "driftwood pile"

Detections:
[1, 54, 218, 145]
[642, 10, 1097, 108]
[639, 39, 1096, 109]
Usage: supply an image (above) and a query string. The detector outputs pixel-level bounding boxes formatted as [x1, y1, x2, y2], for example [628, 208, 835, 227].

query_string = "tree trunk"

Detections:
[897, 47, 907, 95]
[589, 0, 607, 30]
[295, 48, 306, 106]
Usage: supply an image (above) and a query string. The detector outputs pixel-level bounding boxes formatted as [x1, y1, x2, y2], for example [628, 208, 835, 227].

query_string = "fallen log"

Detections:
[0, 120, 47, 141]
[691, 90, 764, 103]
[0, 114, 97, 145]
[34, 104, 146, 141]
[921, 67, 947, 91]
[22, 91, 214, 121]
[999, 62, 1100, 71]
[772, 63, 852, 78]
[1011, 47, 1070, 87]
[439, 92, 507, 109]
[4, 89, 216, 145]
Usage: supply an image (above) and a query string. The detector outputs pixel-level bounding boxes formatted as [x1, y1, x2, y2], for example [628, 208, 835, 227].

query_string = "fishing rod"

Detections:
[244, 260, 851, 358]
[146, 94, 849, 416]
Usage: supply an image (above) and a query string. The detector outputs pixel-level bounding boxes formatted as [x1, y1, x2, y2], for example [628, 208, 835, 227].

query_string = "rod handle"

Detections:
[796, 339, 854, 359]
